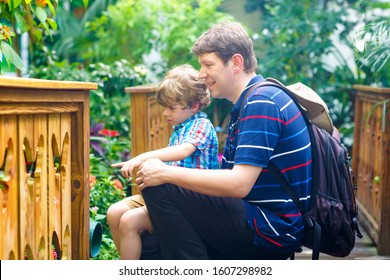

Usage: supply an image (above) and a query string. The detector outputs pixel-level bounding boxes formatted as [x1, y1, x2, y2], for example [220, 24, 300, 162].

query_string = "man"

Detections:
[131, 21, 312, 259]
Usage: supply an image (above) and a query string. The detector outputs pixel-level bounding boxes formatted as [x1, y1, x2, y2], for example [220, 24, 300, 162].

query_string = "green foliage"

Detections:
[29, 57, 148, 138]
[88, 60, 149, 135]
[355, 17, 390, 86]
[50, 0, 115, 63]
[90, 131, 130, 181]
[85, 0, 233, 75]
[90, 177, 125, 233]
[0, 0, 73, 73]
[0, 39, 23, 70]
[89, 176, 125, 260]
[245, 0, 364, 146]
[92, 234, 119, 260]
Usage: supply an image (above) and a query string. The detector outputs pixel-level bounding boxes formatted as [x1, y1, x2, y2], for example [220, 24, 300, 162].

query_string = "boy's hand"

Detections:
[112, 158, 143, 179]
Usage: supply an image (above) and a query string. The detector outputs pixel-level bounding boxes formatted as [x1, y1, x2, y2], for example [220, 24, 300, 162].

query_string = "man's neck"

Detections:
[232, 72, 257, 104]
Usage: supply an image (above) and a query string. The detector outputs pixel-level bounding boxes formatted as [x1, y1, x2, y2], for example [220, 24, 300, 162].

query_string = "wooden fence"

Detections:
[352, 85, 390, 256]
[125, 84, 172, 195]
[0, 76, 97, 260]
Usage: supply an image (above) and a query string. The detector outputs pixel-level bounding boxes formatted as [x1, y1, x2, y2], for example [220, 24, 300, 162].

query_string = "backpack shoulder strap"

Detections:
[238, 80, 307, 214]
[239, 80, 321, 260]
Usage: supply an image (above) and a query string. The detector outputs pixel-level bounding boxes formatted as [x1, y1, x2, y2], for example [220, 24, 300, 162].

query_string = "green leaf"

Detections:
[9, 0, 22, 10]
[83, 0, 89, 8]
[0, 41, 24, 71]
[46, 18, 58, 31]
[94, 214, 106, 221]
[14, 10, 29, 34]
[47, 0, 56, 16]
[35, 7, 48, 24]
[32, 28, 43, 41]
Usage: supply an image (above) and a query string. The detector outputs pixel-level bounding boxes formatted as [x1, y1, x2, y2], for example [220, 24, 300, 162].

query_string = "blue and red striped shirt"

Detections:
[167, 112, 219, 170]
[222, 75, 312, 254]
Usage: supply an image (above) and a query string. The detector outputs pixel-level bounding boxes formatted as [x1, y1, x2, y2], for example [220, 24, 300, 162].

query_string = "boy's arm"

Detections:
[112, 143, 197, 178]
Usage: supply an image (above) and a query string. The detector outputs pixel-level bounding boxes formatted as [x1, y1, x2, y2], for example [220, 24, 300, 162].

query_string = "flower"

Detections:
[218, 153, 223, 164]
[52, 248, 58, 260]
[90, 206, 99, 214]
[36, 0, 48, 8]
[99, 129, 120, 137]
[0, 24, 12, 42]
[89, 175, 96, 188]
[113, 179, 123, 190]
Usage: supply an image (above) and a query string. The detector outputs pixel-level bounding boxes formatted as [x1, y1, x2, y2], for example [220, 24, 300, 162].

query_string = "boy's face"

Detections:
[197, 52, 235, 100]
[162, 105, 197, 126]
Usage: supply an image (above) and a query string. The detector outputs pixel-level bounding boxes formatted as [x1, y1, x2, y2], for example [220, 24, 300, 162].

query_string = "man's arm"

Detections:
[112, 143, 196, 178]
[136, 158, 262, 198]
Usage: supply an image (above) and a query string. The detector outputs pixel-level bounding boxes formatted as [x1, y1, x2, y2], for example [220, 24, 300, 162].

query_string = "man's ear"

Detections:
[190, 102, 200, 112]
[231, 54, 244, 73]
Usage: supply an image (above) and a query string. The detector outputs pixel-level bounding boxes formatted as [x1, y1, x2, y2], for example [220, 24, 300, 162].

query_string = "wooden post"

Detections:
[0, 76, 97, 260]
[125, 84, 172, 195]
[352, 84, 390, 256]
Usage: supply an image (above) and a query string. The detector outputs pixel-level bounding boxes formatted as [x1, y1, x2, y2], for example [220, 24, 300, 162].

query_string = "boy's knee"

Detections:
[119, 212, 137, 232]
[106, 206, 115, 225]
[106, 203, 122, 225]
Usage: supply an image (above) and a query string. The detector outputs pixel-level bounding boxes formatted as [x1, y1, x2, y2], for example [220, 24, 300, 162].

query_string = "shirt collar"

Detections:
[173, 111, 206, 131]
[233, 75, 266, 112]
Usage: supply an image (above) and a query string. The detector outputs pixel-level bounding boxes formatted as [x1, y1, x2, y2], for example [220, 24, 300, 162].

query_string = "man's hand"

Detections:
[136, 158, 167, 191]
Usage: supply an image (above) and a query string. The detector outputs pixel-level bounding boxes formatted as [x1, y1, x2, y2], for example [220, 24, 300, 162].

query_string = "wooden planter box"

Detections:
[0, 76, 97, 260]
[125, 84, 172, 195]
[352, 84, 390, 256]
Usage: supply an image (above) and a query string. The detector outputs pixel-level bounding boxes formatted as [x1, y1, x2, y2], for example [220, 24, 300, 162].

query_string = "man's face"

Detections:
[197, 53, 235, 100]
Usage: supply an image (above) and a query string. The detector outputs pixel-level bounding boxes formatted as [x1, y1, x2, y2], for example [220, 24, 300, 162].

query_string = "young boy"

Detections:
[108, 64, 219, 259]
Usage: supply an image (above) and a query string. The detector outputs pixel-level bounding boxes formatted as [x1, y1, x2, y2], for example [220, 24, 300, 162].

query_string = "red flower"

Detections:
[99, 129, 120, 137]
[89, 175, 96, 188]
[113, 179, 123, 190]
[52, 249, 58, 260]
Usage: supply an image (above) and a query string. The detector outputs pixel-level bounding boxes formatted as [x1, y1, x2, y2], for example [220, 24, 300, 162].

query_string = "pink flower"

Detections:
[91, 206, 99, 213]
[218, 153, 223, 164]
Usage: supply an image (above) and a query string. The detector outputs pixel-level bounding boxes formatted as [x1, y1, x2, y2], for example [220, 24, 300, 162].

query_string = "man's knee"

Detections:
[141, 184, 170, 202]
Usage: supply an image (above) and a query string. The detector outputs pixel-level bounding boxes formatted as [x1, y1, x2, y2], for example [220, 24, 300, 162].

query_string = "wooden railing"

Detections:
[125, 84, 172, 195]
[352, 84, 390, 256]
[0, 76, 97, 260]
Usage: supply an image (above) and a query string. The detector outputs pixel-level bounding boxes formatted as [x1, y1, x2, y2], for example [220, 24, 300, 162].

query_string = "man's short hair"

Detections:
[191, 21, 258, 73]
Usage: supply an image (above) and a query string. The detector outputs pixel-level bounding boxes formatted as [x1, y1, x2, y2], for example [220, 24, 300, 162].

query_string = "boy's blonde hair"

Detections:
[156, 64, 210, 111]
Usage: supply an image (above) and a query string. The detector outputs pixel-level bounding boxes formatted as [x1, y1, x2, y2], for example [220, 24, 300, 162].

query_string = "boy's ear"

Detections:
[190, 102, 200, 112]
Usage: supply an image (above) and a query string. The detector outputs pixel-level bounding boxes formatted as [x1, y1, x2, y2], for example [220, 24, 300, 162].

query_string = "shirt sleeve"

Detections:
[181, 118, 215, 153]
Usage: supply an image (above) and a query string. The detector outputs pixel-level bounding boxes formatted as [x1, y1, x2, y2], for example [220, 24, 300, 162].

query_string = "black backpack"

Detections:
[241, 79, 363, 260]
